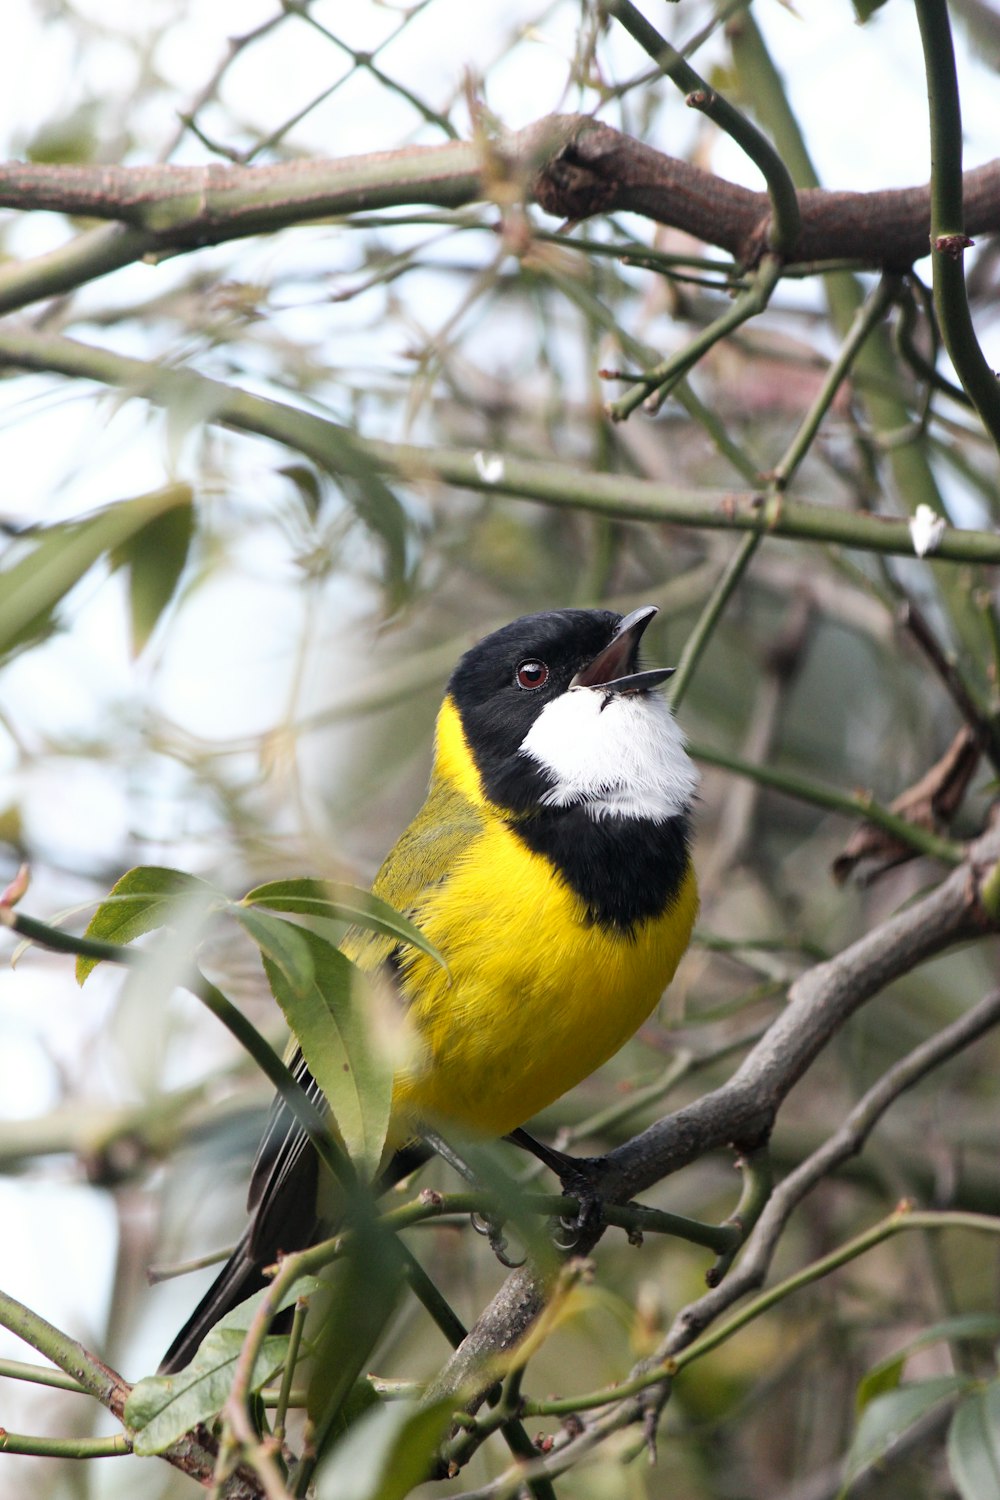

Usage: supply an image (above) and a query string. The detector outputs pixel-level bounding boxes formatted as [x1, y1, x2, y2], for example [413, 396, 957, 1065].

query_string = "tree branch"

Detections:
[0, 117, 996, 316]
[2, 328, 1000, 567]
[429, 818, 1000, 1401]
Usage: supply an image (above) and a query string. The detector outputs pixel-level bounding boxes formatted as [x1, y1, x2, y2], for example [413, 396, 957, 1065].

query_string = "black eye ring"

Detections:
[515, 659, 549, 691]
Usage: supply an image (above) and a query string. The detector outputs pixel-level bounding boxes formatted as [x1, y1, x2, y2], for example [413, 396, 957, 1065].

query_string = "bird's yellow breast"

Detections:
[384, 697, 697, 1137]
[392, 822, 697, 1136]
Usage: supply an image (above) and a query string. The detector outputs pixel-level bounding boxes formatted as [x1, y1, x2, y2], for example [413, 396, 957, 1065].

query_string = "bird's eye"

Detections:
[515, 659, 549, 690]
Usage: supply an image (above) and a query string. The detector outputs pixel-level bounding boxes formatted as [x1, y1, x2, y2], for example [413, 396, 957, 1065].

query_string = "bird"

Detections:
[160, 604, 699, 1372]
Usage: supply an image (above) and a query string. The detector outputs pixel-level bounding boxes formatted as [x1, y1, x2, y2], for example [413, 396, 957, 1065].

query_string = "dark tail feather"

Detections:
[158, 1141, 434, 1374]
[159, 1225, 269, 1375]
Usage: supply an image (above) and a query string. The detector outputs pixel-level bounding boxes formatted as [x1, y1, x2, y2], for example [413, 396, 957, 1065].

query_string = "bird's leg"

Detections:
[422, 1130, 524, 1268]
[506, 1127, 610, 1247]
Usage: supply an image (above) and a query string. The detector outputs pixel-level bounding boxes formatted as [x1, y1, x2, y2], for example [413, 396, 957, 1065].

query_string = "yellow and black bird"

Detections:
[161, 605, 698, 1372]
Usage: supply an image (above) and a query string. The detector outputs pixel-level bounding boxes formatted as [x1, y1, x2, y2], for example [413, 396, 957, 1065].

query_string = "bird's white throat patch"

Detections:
[519, 687, 698, 822]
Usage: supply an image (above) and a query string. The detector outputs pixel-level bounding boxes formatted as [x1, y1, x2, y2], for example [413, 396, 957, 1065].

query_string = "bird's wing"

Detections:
[244, 775, 483, 1251]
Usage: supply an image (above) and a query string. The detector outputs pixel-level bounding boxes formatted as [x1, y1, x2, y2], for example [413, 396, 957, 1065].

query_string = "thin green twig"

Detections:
[609, 255, 783, 421]
[0, 1432, 131, 1458]
[669, 533, 761, 710]
[914, 0, 1000, 454]
[773, 275, 901, 489]
[601, 0, 800, 255]
[689, 741, 965, 865]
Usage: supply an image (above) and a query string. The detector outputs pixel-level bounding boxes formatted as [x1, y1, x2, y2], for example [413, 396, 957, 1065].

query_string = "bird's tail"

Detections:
[158, 1224, 272, 1375]
[158, 1139, 433, 1374]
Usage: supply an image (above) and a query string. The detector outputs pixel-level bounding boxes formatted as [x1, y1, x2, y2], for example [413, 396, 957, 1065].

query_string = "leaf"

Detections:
[242, 878, 445, 968]
[255, 921, 394, 1177]
[125, 1277, 322, 1455]
[856, 1354, 904, 1413]
[315, 1397, 455, 1500]
[307, 1208, 406, 1460]
[231, 905, 316, 996]
[855, 1314, 1000, 1415]
[111, 496, 194, 654]
[948, 1381, 1000, 1500]
[852, 0, 890, 19]
[279, 462, 325, 520]
[0, 484, 192, 662]
[845, 1377, 970, 1484]
[76, 865, 220, 983]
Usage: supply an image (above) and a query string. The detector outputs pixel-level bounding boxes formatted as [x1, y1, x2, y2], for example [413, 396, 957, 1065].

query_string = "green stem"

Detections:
[0, 1432, 131, 1458]
[0, 1357, 87, 1392]
[773, 275, 900, 488]
[602, 0, 800, 255]
[609, 255, 783, 421]
[5, 328, 1000, 564]
[542, 261, 763, 482]
[398, 1245, 469, 1348]
[669, 533, 761, 710]
[0, 1288, 127, 1413]
[271, 1298, 308, 1448]
[914, 0, 1000, 453]
[674, 1207, 1000, 1372]
[708, 1145, 773, 1285]
[689, 741, 965, 865]
[729, 7, 989, 671]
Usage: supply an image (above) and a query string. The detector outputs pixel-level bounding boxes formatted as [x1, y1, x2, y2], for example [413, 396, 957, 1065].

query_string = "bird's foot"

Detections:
[550, 1153, 612, 1250]
[506, 1129, 611, 1251]
[470, 1210, 526, 1268]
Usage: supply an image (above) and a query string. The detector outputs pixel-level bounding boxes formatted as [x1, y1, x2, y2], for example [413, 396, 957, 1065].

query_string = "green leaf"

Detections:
[231, 905, 316, 997]
[856, 1354, 904, 1413]
[76, 865, 220, 984]
[852, 0, 890, 20]
[257, 922, 394, 1178]
[279, 462, 325, 520]
[242, 878, 445, 968]
[845, 1377, 970, 1484]
[315, 1396, 455, 1500]
[125, 1277, 322, 1455]
[857, 1315, 1000, 1414]
[111, 496, 194, 654]
[306, 1209, 406, 1466]
[949, 1382, 1000, 1500]
[0, 484, 192, 662]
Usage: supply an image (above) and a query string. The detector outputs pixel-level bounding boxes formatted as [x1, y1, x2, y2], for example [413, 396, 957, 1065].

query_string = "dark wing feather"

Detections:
[160, 775, 481, 1371]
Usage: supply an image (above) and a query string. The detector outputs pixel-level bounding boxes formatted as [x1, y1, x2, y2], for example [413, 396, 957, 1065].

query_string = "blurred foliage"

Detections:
[1, 1, 999, 1498]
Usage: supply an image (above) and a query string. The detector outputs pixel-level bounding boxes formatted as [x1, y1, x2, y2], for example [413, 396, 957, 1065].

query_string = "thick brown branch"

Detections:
[0, 115, 997, 270]
[529, 118, 1000, 268]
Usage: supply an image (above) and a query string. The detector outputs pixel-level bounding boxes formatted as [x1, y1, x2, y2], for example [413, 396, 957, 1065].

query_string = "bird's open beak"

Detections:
[570, 606, 675, 695]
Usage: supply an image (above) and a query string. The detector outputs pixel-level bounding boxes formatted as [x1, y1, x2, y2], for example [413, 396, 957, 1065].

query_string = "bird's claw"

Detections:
[470, 1210, 526, 1269]
[552, 1154, 609, 1250]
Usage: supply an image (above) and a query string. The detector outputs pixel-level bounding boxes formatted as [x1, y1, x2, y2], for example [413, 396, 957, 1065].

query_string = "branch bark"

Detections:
[0, 116, 997, 284]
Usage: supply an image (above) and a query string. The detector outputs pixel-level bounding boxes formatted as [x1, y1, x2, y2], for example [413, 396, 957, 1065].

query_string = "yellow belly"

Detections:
[390, 818, 697, 1137]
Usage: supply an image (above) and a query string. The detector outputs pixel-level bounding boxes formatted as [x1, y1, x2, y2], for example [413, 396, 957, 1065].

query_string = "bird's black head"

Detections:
[447, 606, 678, 814]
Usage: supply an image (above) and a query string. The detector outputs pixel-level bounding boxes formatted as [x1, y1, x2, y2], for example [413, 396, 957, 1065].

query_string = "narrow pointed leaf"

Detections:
[948, 1382, 1000, 1500]
[76, 865, 220, 983]
[845, 1377, 970, 1484]
[243, 878, 445, 967]
[111, 496, 194, 654]
[258, 922, 394, 1177]
[0, 484, 192, 660]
